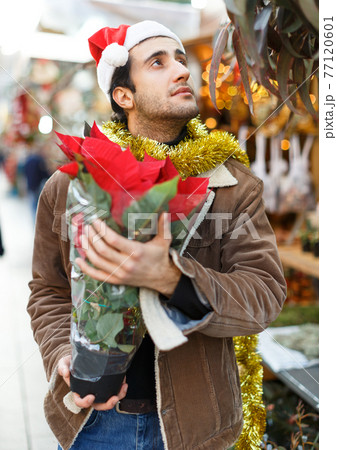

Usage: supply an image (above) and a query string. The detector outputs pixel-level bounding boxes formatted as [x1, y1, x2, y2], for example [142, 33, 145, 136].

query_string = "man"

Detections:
[23, 147, 50, 217]
[28, 20, 286, 450]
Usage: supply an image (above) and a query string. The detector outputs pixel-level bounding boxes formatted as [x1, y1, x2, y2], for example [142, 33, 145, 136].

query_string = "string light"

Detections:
[191, 0, 208, 9]
[281, 139, 290, 150]
[310, 94, 316, 104]
[224, 100, 233, 110]
[38, 115, 53, 134]
[205, 117, 217, 129]
[228, 86, 238, 96]
[202, 71, 209, 82]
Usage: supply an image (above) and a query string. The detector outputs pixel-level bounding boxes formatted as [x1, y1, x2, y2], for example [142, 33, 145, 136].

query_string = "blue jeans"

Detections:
[58, 406, 165, 449]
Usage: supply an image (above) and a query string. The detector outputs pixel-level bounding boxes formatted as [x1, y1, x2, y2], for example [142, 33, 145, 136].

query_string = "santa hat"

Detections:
[88, 20, 184, 99]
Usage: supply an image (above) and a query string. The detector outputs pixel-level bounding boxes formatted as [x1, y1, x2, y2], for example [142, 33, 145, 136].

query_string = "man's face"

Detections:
[128, 36, 199, 123]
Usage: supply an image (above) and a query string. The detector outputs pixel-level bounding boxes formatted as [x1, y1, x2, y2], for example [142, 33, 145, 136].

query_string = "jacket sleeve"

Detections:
[27, 177, 72, 381]
[160, 274, 212, 320]
[170, 179, 287, 338]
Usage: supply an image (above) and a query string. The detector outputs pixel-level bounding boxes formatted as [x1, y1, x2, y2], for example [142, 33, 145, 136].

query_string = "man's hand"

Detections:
[75, 213, 181, 296]
[58, 355, 128, 411]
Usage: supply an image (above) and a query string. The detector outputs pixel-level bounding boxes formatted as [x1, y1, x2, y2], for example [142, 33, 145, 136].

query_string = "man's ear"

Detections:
[112, 87, 134, 111]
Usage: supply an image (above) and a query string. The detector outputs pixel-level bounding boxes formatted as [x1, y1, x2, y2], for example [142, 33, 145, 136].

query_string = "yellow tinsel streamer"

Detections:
[233, 335, 266, 449]
[101, 117, 265, 448]
[102, 116, 249, 179]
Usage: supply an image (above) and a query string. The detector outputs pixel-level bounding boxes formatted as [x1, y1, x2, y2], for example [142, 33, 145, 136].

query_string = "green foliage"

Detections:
[122, 176, 179, 241]
[96, 312, 124, 347]
[210, 0, 319, 118]
[271, 303, 318, 327]
[68, 163, 203, 359]
[263, 382, 319, 448]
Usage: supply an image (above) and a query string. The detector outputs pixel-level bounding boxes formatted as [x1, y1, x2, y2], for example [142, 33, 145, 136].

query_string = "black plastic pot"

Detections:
[70, 372, 125, 403]
[70, 340, 133, 403]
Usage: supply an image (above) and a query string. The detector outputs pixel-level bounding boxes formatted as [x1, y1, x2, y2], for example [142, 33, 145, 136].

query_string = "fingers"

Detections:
[85, 224, 127, 267]
[58, 355, 71, 387]
[73, 393, 96, 409]
[75, 253, 116, 283]
[71, 380, 128, 411]
[91, 220, 134, 254]
[75, 248, 135, 284]
[155, 212, 172, 244]
[93, 382, 128, 411]
[75, 221, 136, 280]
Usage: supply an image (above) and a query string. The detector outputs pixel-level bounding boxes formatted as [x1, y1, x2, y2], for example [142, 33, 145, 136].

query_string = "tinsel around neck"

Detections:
[101, 116, 249, 179]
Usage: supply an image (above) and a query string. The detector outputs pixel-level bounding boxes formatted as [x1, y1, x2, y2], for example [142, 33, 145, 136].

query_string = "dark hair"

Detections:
[108, 57, 135, 123]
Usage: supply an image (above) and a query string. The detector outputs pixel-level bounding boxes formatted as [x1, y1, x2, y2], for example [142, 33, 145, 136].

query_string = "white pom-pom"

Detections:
[101, 43, 128, 67]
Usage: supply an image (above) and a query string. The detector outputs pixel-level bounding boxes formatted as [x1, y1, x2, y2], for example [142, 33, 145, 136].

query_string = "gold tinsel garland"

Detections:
[101, 117, 265, 448]
[233, 335, 266, 449]
[102, 116, 249, 179]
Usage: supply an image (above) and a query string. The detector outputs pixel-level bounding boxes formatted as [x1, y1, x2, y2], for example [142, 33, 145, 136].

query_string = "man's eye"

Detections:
[179, 59, 187, 66]
[152, 59, 162, 66]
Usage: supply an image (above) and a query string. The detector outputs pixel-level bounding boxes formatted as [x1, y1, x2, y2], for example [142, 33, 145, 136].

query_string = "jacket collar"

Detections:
[198, 163, 238, 188]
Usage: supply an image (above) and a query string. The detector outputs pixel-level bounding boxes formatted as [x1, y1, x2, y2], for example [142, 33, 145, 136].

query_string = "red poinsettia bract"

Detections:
[57, 123, 209, 222]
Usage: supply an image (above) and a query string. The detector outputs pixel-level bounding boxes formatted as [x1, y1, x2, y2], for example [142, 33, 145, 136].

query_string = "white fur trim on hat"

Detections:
[101, 43, 129, 67]
[98, 43, 129, 96]
[97, 20, 184, 99]
[124, 20, 184, 52]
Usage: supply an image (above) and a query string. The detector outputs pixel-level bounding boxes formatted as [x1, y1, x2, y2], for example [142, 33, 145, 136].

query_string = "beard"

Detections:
[132, 90, 199, 124]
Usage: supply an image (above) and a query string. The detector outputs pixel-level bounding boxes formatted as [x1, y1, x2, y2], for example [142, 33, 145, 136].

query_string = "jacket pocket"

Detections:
[83, 409, 100, 429]
[226, 338, 242, 408]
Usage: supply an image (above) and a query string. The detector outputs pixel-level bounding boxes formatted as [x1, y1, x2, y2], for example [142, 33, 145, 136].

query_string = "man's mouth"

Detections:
[172, 86, 193, 96]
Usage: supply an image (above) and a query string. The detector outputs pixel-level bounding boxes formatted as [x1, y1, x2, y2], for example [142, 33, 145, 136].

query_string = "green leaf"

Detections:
[235, 1, 262, 69]
[78, 301, 91, 322]
[277, 9, 306, 59]
[117, 344, 135, 353]
[294, 59, 318, 119]
[254, 6, 272, 57]
[84, 318, 98, 341]
[232, 30, 254, 115]
[276, 47, 302, 115]
[298, 0, 319, 30]
[96, 312, 124, 348]
[123, 286, 139, 308]
[81, 173, 112, 220]
[224, 0, 247, 15]
[105, 215, 122, 235]
[83, 121, 91, 137]
[122, 177, 179, 240]
[254, 5, 272, 31]
[275, 0, 298, 12]
[209, 24, 230, 113]
[282, 15, 303, 34]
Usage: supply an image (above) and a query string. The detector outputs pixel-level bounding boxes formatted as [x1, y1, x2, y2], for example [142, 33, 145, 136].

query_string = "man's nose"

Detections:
[172, 61, 190, 82]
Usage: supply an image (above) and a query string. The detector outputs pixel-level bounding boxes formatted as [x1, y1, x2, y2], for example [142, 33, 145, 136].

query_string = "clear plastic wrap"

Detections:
[56, 125, 209, 401]
[67, 178, 146, 382]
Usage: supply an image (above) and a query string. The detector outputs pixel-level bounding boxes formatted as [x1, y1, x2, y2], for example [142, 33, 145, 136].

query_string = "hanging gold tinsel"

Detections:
[234, 335, 266, 449]
[102, 116, 265, 448]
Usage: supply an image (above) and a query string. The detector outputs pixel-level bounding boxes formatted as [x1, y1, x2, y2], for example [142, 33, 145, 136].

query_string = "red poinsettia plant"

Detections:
[56, 123, 209, 401]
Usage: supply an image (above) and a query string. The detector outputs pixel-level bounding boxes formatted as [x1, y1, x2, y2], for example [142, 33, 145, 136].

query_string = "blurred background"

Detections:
[0, 0, 319, 448]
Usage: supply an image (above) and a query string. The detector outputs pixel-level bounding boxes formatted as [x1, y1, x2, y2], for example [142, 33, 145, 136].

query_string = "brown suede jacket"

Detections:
[28, 158, 286, 450]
